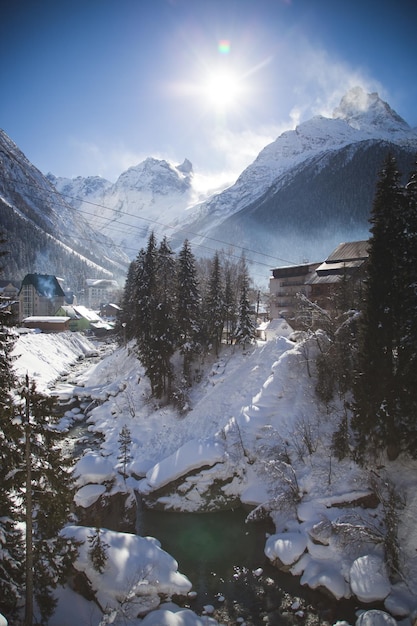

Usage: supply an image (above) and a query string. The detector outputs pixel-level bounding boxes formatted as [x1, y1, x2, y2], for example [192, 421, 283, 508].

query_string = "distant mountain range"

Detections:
[1, 87, 417, 288]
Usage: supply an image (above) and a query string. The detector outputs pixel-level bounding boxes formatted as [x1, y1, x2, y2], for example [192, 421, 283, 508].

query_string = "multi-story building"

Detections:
[84, 279, 120, 310]
[18, 273, 66, 321]
[269, 262, 320, 321]
[307, 240, 369, 311]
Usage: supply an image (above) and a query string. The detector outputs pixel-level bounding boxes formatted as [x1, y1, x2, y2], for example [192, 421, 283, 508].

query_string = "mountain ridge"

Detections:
[2, 87, 417, 286]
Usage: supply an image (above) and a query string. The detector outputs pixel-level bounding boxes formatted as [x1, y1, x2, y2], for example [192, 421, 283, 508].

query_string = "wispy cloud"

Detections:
[282, 39, 384, 121]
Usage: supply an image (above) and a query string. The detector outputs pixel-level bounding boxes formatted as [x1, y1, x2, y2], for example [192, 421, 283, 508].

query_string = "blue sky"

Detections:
[1, 0, 416, 187]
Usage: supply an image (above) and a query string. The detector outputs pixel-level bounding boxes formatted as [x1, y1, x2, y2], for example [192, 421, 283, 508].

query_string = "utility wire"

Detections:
[2, 174, 298, 273]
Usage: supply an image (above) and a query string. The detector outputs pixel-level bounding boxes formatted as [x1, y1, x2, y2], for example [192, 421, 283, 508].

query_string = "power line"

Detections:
[2, 174, 298, 272]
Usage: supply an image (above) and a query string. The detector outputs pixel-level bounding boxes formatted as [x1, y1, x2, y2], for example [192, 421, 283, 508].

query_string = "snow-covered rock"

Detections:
[61, 526, 192, 615]
[355, 609, 397, 626]
[349, 555, 391, 603]
[264, 531, 307, 567]
[140, 602, 218, 625]
[299, 554, 350, 600]
[140, 439, 227, 493]
[74, 484, 106, 508]
[73, 451, 115, 487]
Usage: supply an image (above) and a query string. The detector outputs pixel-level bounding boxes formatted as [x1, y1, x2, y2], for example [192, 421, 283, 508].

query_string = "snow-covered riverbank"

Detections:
[11, 331, 417, 626]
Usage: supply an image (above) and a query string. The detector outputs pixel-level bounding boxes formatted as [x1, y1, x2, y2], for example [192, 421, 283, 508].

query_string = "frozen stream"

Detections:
[139, 507, 358, 626]
[53, 344, 360, 626]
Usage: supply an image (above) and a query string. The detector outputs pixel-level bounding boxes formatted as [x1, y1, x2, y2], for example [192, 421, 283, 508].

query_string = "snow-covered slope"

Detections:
[169, 87, 417, 266]
[182, 87, 415, 225]
[0, 129, 129, 284]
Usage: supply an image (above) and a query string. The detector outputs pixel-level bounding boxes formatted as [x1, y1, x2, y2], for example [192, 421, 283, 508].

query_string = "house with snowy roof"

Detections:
[18, 273, 66, 321]
[55, 304, 113, 334]
[0, 280, 20, 300]
[0, 280, 21, 318]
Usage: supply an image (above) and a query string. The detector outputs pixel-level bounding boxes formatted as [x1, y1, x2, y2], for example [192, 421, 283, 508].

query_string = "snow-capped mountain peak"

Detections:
[332, 86, 409, 133]
[182, 88, 415, 226]
[114, 157, 193, 194]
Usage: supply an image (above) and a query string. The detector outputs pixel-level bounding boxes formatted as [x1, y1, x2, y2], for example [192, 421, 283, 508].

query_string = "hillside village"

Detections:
[1, 238, 368, 338]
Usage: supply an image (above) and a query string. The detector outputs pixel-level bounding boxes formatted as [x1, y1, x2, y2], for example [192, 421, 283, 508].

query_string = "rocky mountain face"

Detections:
[49, 157, 195, 258]
[0, 129, 129, 290]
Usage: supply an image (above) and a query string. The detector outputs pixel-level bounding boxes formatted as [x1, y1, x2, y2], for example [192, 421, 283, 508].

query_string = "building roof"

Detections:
[270, 262, 320, 279]
[23, 316, 70, 323]
[0, 280, 21, 290]
[20, 274, 65, 298]
[73, 305, 102, 322]
[325, 240, 369, 263]
[58, 305, 102, 322]
[58, 305, 80, 320]
[308, 240, 369, 285]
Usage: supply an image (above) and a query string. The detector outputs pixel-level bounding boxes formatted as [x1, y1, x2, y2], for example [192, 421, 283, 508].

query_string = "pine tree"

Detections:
[204, 252, 225, 356]
[234, 263, 256, 347]
[137, 233, 158, 346]
[152, 236, 177, 397]
[223, 265, 237, 345]
[16, 377, 78, 625]
[352, 155, 407, 459]
[0, 232, 24, 618]
[134, 234, 162, 396]
[116, 259, 138, 344]
[176, 240, 201, 385]
[118, 424, 132, 480]
[396, 160, 417, 451]
[88, 528, 110, 574]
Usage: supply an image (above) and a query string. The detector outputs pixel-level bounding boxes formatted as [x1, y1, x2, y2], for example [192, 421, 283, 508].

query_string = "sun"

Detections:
[202, 67, 244, 112]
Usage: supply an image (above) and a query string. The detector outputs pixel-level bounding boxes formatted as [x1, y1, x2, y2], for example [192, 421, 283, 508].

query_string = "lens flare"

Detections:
[218, 39, 231, 54]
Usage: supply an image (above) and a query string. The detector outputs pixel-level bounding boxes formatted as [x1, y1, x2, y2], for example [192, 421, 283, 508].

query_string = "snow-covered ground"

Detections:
[9, 330, 417, 626]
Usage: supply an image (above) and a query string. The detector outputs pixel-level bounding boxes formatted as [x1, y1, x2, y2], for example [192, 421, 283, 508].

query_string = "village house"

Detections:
[0, 280, 20, 300]
[18, 273, 66, 322]
[0, 280, 21, 318]
[55, 304, 114, 335]
[22, 316, 70, 333]
[100, 302, 122, 320]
